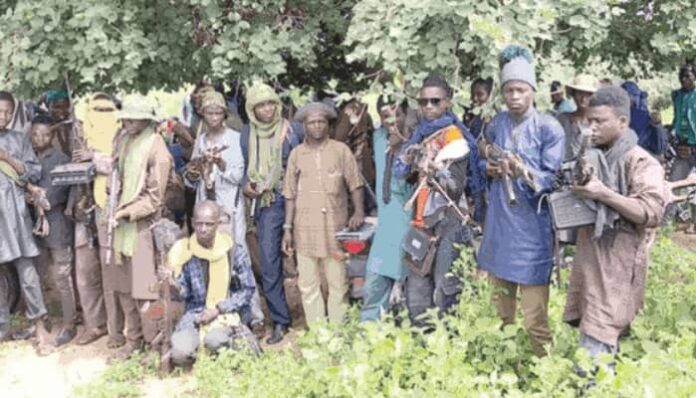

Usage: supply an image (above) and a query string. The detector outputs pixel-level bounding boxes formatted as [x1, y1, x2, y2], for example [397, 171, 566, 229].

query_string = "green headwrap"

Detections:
[46, 89, 69, 105]
[245, 83, 284, 209]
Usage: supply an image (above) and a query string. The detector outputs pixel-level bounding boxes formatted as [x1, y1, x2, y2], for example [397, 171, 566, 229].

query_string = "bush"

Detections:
[191, 237, 696, 397]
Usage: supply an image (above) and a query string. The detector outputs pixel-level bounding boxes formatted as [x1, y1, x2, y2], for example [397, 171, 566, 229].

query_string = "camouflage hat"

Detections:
[201, 91, 227, 113]
[117, 94, 158, 121]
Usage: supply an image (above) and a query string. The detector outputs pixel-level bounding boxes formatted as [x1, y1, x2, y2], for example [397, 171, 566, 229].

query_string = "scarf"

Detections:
[406, 111, 486, 218]
[586, 130, 638, 239]
[0, 160, 24, 187]
[84, 97, 119, 209]
[168, 233, 234, 308]
[113, 126, 156, 258]
[246, 84, 285, 209]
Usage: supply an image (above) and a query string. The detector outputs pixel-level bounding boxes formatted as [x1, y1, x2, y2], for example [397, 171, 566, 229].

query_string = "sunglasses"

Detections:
[418, 97, 444, 107]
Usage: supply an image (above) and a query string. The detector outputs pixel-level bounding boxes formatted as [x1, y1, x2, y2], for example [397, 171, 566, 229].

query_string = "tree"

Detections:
[0, 0, 693, 98]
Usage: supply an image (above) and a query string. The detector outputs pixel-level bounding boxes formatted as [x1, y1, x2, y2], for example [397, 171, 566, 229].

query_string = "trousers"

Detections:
[74, 221, 107, 332]
[171, 323, 257, 366]
[255, 199, 291, 326]
[406, 220, 471, 324]
[489, 274, 552, 357]
[296, 253, 348, 324]
[39, 246, 76, 327]
[0, 257, 47, 334]
[359, 271, 395, 322]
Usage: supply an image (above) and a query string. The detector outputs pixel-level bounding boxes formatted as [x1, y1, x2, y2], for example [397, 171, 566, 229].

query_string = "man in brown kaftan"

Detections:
[109, 95, 173, 360]
[564, 86, 665, 366]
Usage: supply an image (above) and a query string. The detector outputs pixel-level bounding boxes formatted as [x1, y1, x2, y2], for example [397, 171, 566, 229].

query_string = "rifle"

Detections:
[572, 131, 594, 186]
[186, 145, 229, 200]
[149, 219, 182, 375]
[104, 155, 120, 266]
[402, 132, 470, 224]
[249, 150, 280, 215]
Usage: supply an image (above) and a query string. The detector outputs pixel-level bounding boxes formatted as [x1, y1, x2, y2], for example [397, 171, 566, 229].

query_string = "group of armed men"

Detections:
[1, 45, 695, 372]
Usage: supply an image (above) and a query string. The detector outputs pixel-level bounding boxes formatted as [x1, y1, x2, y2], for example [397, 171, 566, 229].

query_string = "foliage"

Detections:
[185, 237, 696, 397]
[1, 1, 694, 100]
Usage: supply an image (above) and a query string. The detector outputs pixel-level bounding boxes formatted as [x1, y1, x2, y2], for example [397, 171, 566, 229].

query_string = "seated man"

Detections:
[167, 201, 258, 366]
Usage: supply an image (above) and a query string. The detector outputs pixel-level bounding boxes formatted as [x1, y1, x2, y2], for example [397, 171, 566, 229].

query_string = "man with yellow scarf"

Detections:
[109, 95, 173, 361]
[168, 201, 257, 366]
[240, 83, 304, 344]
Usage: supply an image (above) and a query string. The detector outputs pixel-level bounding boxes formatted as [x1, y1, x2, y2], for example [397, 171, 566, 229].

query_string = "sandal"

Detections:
[107, 336, 126, 349]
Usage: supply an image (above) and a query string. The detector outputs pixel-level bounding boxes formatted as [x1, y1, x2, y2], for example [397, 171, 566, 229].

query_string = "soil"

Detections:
[0, 275, 306, 398]
[671, 231, 696, 251]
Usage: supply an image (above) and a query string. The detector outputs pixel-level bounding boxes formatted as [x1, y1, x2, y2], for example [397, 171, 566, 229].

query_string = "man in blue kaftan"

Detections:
[478, 46, 565, 356]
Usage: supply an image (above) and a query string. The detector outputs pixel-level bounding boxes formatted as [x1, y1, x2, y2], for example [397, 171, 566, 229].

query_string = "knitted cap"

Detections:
[499, 45, 537, 91]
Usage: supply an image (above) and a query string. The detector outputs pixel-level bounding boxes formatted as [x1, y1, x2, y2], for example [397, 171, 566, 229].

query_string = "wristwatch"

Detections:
[282, 224, 293, 230]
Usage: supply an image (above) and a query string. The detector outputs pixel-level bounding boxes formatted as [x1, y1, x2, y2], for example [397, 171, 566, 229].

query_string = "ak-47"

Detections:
[666, 173, 696, 205]
[149, 219, 182, 375]
[104, 152, 120, 266]
[402, 129, 470, 224]
[249, 153, 280, 216]
[484, 142, 539, 206]
[185, 145, 229, 200]
[572, 131, 594, 186]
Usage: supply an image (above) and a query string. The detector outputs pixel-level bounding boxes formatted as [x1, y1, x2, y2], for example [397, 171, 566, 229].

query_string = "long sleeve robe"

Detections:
[186, 128, 246, 246]
[0, 129, 41, 263]
[477, 110, 565, 285]
[563, 146, 665, 346]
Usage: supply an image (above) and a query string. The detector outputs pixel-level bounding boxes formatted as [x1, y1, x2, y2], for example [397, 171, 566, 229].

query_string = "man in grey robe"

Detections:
[0, 91, 49, 343]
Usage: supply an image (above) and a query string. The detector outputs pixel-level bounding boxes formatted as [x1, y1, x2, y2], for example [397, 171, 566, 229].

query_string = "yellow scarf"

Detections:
[84, 97, 119, 208]
[168, 232, 234, 308]
[113, 127, 156, 258]
[0, 160, 24, 187]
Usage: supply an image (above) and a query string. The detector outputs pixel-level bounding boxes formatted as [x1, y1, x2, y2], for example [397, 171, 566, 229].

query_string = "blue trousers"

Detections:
[360, 271, 394, 322]
[255, 198, 291, 326]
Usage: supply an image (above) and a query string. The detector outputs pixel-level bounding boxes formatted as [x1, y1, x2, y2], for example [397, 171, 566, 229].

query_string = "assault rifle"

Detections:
[572, 131, 594, 186]
[104, 153, 120, 266]
[186, 145, 229, 200]
[249, 152, 280, 216]
[485, 143, 539, 206]
[403, 130, 470, 224]
[149, 219, 182, 375]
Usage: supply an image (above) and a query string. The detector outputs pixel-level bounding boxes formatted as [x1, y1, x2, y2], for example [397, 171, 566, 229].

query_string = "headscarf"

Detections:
[84, 93, 119, 209]
[201, 91, 227, 115]
[46, 89, 69, 105]
[245, 83, 284, 209]
[621, 81, 651, 150]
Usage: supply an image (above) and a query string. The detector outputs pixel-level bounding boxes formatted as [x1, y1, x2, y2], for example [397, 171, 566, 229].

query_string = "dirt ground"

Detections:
[0, 275, 306, 398]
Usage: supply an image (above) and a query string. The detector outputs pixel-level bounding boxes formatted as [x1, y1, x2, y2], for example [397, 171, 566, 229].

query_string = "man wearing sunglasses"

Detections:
[393, 75, 485, 326]
[477, 45, 565, 357]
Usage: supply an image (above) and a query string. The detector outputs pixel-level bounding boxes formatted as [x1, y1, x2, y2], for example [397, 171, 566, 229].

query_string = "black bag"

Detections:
[402, 226, 440, 277]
